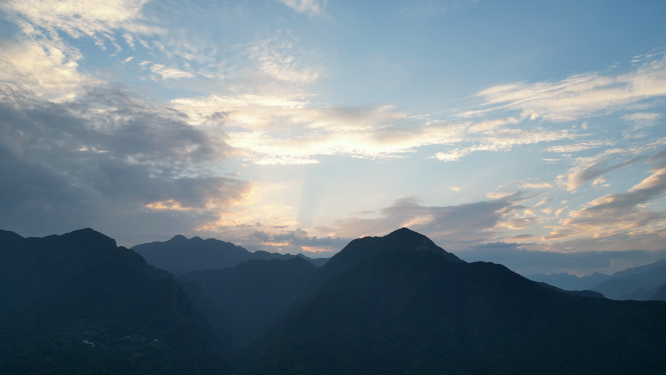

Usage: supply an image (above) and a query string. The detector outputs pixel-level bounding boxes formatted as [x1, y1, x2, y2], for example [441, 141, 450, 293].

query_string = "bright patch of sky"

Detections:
[2, 0, 666, 274]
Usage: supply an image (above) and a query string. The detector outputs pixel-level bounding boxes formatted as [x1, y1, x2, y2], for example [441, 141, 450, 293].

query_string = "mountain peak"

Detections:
[60, 228, 116, 248]
[169, 234, 188, 242]
[385, 227, 434, 247]
[383, 227, 461, 260]
[312, 228, 462, 288]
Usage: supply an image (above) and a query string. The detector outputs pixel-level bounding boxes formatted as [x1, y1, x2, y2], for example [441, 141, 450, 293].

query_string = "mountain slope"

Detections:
[133, 235, 327, 275]
[0, 229, 233, 375]
[526, 272, 611, 291]
[179, 257, 318, 342]
[612, 259, 666, 278]
[651, 283, 666, 301]
[248, 229, 666, 375]
[534, 281, 605, 298]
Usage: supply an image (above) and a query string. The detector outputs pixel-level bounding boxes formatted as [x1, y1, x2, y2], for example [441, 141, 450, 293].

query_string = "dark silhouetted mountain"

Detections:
[591, 265, 666, 300]
[650, 283, 666, 301]
[526, 272, 611, 291]
[0, 229, 233, 375]
[133, 235, 328, 275]
[309, 227, 462, 290]
[247, 228, 666, 375]
[179, 257, 318, 342]
[535, 281, 605, 298]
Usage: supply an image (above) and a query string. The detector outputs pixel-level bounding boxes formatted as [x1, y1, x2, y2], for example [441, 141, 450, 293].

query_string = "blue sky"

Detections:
[2, 0, 666, 275]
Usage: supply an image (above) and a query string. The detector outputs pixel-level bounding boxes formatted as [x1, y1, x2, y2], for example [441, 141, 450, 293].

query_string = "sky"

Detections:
[2, 0, 666, 276]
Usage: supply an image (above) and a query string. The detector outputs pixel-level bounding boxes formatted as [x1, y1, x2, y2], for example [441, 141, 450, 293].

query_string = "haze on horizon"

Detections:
[2, 0, 666, 276]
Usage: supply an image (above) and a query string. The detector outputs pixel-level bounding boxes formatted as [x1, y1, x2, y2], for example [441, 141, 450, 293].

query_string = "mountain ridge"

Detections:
[133, 235, 328, 275]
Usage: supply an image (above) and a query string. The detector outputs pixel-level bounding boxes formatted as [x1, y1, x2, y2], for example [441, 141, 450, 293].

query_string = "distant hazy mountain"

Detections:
[133, 235, 328, 275]
[624, 285, 662, 301]
[0, 229, 232, 375]
[179, 257, 318, 342]
[526, 259, 666, 300]
[612, 259, 666, 278]
[591, 265, 666, 300]
[651, 283, 666, 301]
[526, 272, 612, 291]
[247, 228, 666, 374]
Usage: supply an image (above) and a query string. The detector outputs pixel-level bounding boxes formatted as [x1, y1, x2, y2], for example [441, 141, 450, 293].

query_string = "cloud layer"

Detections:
[0, 86, 250, 244]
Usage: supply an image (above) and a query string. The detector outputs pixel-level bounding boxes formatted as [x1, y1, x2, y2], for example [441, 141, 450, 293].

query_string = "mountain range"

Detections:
[133, 235, 328, 276]
[527, 259, 666, 300]
[2, 227, 666, 374]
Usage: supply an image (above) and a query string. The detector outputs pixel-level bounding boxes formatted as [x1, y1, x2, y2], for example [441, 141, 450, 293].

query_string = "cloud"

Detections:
[3, 0, 159, 35]
[545, 140, 615, 153]
[554, 206, 568, 217]
[326, 194, 525, 250]
[0, 37, 89, 101]
[432, 128, 578, 162]
[149, 64, 196, 80]
[279, 0, 324, 15]
[518, 181, 553, 189]
[0, 86, 251, 244]
[622, 112, 662, 129]
[2, 0, 162, 50]
[460, 51, 666, 122]
[544, 158, 666, 242]
[457, 242, 666, 275]
[247, 228, 348, 254]
[173, 95, 473, 163]
[534, 197, 554, 207]
[557, 151, 645, 191]
[467, 114, 524, 133]
[248, 37, 320, 83]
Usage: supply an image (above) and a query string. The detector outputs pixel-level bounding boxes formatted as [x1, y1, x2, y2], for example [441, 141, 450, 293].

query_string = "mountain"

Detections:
[526, 272, 611, 291]
[247, 228, 666, 374]
[179, 257, 318, 342]
[133, 235, 328, 275]
[0, 229, 233, 375]
[651, 283, 666, 301]
[534, 281, 605, 298]
[309, 227, 462, 289]
[591, 265, 666, 300]
[624, 286, 662, 301]
[612, 259, 666, 278]
[526, 259, 666, 300]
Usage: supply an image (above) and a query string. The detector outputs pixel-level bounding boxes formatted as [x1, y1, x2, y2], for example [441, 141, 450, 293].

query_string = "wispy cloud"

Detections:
[544, 153, 666, 241]
[622, 112, 662, 129]
[2, 0, 162, 49]
[149, 64, 196, 80]
[279, 0, 325, 15]
[460, 51, 666, 122]
[518, 181, 553, 189]
[545, 140, 615, 153]
[557, 152, 645, 191]
[248, 36, 320, 83]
